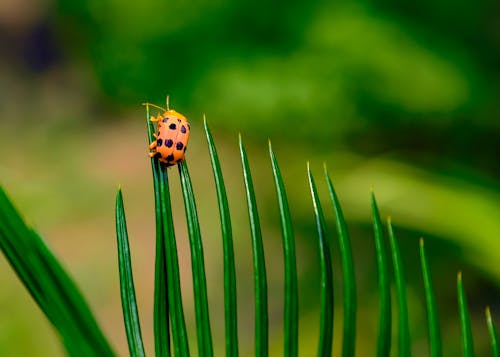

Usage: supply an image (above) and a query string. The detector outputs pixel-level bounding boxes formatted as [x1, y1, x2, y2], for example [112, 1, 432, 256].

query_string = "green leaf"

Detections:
[307, 163, 334, 357]
[178, 161, 214, 357]
[371, 192, 391, 357]
[0, 186, 115, 356]
[324, 166, 356, 357]
[486, 307, 499, 357]
[204, 118, 238, 357]
[269, 142, 298, 357]
[457, 272, 474, 356]
[145, 103, 189, 357]
[387, 218, 411, 357]
[146, 107, 170, 357]
[419, 238, 442, 357]
[115, 188, 146, 357]
[239, 135, 269, 357]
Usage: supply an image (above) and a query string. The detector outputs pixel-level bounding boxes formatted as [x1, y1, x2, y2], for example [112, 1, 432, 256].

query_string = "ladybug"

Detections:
[144, 99, 190, 166]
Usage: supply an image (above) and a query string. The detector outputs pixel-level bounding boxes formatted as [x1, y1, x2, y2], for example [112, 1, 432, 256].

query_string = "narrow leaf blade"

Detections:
[115, 188, 146, 357]
[457, 272, 474, 357]
[178, 161, 214, 357]
[239, 136, 268, 356]
[371, 193, 391, 357]
[204, 118, 238, 357]
[307, 163, 334, 357]
[419, 238, 442, 357]
[0, 186, 115, 356]
[324, 166, 356, 357]
[145, 104, 189, 357]
[486, 307, 499, 357]
[269, 142, 299, 357]
[387, 218, 411, 357]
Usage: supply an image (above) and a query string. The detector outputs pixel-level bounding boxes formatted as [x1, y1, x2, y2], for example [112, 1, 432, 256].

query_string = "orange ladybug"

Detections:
[144, 98, 190, 166]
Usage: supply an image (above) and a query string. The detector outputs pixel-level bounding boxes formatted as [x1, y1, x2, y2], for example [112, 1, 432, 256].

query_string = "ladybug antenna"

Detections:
[166, 95, 170, 110]
[142, 102, 167, 112]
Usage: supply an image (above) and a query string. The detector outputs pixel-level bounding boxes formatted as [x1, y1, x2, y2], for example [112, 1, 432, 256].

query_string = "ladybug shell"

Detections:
[154, 110, 190, 166]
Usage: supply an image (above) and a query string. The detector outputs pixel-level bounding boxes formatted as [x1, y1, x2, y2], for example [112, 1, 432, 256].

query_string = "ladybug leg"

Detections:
[148, 152, 156, 158]
[153, 133, 158, 139]
[150, 115, 161, 122]
[149, 141, 157, 150]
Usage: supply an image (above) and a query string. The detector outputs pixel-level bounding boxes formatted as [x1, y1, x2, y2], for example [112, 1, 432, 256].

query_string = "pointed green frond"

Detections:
[419, 238, 442, 357]
[324, 166, 356, 357]
[387, 218, 411, 357]
[307, 164, 334, 357]
[269, 142, 299, 357]
[146, 104, 188, 357]
[457, 272, 474, 356]
[486, 307, 499, 357]
[178, 161, 214, 357]
[204, 118, 238, 357]
[115, 188, 146, 357]
[239, 136, 269, 357]
[371, 192, 391, 357]
[0, 186, 115, 356]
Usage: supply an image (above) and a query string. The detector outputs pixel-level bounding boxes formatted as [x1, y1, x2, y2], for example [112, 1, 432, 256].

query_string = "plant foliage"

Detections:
[0, 110, 498, 356]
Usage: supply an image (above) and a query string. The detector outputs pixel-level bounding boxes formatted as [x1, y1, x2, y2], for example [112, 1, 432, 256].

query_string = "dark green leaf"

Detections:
[371, 192, 391, 357]
[145, 103, 189, 357]
[204, 118, 238, 357]
[269, 142, 298, 357]
[457, 272, 474, 356]
[324, 166, 356, 357]
[178, 161, 214, 357]
[307, 163, 334, 357]
[239, 135, 268, 357]
[115, 188, 146, 357]
[419, 238, 442, 357]
[0, 186, 115, 356]
[387, 218, 411, 357]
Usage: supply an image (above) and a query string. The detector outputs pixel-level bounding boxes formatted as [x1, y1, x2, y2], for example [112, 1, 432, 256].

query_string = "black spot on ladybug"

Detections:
[176, 142, 184, 150]
[157, 138, 163, 146]
[154, 152, 162, 159]
[166, 139, 173, 148]
[162, 117, 169, 123]
[177, 119, 181, 122]
[169, 123, 177, 130]
[166, 154, 174, 162]
[180, 125, 187, 134]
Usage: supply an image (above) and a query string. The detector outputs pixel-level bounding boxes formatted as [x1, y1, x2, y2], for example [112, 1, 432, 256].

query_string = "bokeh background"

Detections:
[1, 0, 499, 355]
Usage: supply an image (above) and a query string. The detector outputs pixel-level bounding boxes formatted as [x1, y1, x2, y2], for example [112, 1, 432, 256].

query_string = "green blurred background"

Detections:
[1, 0, 499, 355]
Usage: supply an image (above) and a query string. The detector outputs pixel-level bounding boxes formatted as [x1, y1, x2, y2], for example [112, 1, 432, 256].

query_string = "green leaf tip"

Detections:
[419, 236, 442, 357]
[486, 306, 499, 357]
[307, 166, 334, 357]
[387, 216, 411, 357]
[323, 165, 357, 357]
[458, 270, 474, 357]
[371, 191, 392, 357]
[115, 189, 146, 357]
[269, 144, 299, 356]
